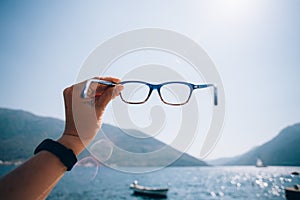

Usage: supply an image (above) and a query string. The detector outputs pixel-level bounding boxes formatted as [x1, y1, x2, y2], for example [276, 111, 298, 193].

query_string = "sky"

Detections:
[0, 0, 299, 160]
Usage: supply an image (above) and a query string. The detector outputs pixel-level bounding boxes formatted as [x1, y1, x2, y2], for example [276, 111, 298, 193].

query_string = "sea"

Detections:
[1, 165, 299, 200]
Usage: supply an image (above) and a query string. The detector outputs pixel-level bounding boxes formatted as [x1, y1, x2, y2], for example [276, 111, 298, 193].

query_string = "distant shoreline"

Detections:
[1, 160, 300, 168]
[0, 160, 23, 166]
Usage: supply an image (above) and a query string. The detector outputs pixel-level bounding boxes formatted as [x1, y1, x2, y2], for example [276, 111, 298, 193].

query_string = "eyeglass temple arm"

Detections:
[81, 79, 117, 98]
[194, 84, 218, 106]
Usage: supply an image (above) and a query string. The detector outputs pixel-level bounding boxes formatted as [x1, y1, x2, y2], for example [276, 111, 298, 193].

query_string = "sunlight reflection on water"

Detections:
[2, 166, 299, 200]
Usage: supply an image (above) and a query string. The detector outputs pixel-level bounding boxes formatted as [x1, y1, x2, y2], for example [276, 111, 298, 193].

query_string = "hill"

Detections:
[210, 123, 300, 166]
[0, 108, 64, 161]
[0, 108, 207, 167]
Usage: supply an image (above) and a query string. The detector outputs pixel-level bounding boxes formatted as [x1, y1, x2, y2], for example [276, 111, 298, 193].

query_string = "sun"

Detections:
[208, 0, 260, 23]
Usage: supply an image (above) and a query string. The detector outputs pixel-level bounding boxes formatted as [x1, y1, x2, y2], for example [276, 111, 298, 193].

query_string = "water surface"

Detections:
[1, 166, 299, 199]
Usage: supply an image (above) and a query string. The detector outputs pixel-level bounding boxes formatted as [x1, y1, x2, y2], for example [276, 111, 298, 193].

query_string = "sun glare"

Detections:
[208, 0, 260, 23]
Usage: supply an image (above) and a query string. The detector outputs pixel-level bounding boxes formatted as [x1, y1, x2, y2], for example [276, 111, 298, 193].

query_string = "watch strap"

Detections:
[34, 139, 77, 171]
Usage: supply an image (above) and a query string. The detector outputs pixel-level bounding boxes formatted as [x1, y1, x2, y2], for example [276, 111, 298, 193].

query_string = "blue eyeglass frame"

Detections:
[81, 79, 218, 106]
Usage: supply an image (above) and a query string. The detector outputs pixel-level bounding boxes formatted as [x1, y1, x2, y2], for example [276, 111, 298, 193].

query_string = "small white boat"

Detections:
[256, 158, 266, 167]
[130, 180, 168, 197]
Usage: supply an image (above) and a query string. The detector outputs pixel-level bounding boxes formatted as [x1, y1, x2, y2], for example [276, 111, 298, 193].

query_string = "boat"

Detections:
[256, 158, 266, 167]
[285, 185, 300, 200]
[291, 171, 299, 176]
[130, 180, 168, 197]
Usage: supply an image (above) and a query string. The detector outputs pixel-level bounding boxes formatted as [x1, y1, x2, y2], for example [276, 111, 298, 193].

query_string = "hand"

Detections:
[0, 77, 123, 200]
[58, 77, 123, 155]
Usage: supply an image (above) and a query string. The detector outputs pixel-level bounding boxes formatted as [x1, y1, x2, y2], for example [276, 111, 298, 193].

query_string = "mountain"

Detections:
[0, 108, 207, 167]
[0, 108, 64, 161]
[210, 123, 300, 166]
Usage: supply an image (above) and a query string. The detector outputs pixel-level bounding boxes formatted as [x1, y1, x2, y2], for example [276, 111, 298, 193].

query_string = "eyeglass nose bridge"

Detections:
[146, 84, 164, 103]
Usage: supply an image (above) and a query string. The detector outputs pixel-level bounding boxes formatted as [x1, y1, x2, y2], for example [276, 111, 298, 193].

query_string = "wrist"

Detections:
[57, 134, 86, 156]
[34, 139, 77, 171]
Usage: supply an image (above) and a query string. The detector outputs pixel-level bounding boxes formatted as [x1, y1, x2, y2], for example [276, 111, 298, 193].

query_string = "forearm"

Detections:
[0, 151, 66, 200]
[0, 135, 85, 200]
[38, 171, 64, 200]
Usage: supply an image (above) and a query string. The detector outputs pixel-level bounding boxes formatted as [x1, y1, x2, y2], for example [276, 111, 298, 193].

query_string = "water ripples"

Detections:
[44, 166, 300, 200]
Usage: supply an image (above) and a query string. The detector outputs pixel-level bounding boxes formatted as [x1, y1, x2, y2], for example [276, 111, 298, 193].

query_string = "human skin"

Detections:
[0, 77, 123, 200]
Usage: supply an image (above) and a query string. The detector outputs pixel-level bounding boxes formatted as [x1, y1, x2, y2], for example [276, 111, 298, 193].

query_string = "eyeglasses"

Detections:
[82, 79, 218, 106]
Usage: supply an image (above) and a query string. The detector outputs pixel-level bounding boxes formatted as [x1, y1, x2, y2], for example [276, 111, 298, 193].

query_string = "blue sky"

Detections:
[0, 0, 299, 159]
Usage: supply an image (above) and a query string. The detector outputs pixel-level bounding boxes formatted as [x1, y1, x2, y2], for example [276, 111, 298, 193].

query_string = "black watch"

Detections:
[34, 139, 77, 171]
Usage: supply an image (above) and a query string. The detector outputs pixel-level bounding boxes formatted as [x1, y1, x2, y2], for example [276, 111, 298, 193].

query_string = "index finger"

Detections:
[99, 77, 121, 84]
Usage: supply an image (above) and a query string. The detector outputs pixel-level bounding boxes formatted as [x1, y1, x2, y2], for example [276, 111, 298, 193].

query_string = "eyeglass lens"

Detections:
[159, 83, 191, 105]
[120, 82, 150, 104]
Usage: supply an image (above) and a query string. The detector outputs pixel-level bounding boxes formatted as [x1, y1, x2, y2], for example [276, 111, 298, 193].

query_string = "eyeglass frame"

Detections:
[81, 79, 218, 106]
